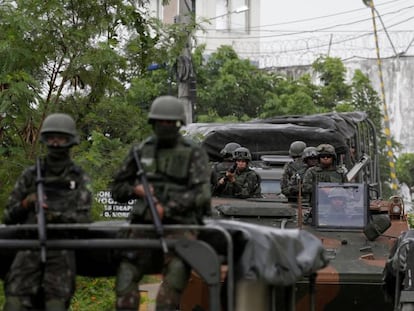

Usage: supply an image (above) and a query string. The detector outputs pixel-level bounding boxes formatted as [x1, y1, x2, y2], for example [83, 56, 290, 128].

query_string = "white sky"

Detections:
[251, 0, 414, 65]
[264, 0, 413, 31]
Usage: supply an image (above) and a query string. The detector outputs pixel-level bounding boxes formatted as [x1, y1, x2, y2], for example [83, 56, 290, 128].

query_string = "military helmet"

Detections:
[233, 147, 252, 161]
[148, 95, 186, 125]
[220, 142, 241, 158]
[317, 144, 336, 158]
[289, 141, 307, 157]
[302, 146, 319, 160]
[40, 113, 79, 146]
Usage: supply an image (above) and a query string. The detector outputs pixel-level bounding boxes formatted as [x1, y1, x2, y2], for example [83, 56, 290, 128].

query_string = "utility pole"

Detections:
[176, 0, 196, 124]
[363, 0, 399, 192]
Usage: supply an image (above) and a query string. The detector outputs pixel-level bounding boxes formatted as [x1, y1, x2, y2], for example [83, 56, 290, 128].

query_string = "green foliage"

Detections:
[70, 277, 115, 311]
[0, 275, 161, 310]
[408, 213, 414, 228]
[351, 69, 383, 128]
[195, 45, 275, 119]
[195, 48, 381, 123]
[260, 75, 318, 117]
[396, 153, 414, 188]
[0, 0, 185, 222]
[312, 56, 351, 110]
[196, 109, 248, 123]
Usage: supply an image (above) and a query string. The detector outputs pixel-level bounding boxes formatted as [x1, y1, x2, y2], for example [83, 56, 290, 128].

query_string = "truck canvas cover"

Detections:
[183, 111, 369, 161]
[203, 219, 328, 285]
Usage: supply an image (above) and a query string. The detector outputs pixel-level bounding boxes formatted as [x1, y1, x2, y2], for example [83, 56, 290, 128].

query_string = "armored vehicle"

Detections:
[0, 111, 406, 311]
[181, 111, 410, 311]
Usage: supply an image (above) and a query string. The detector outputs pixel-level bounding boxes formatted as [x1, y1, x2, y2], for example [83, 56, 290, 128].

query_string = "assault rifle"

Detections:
[296, 173, 303, 230]
[228, 162, 237, 174]
[35, 157, 47, 263]
[223, 162, 237, 182]
[132, 148, 168, 254]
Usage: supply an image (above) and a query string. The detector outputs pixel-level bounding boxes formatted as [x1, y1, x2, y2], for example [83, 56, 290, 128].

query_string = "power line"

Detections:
[246, 0, 409, 29]
[201, 25, 414, 58]
[199, 30, 414, 68]
[197, 4, 414, 39]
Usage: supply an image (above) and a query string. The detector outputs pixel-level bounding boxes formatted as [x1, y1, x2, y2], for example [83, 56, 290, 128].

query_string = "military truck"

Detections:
[181, 111, 410, 311]
[0, 111, 405, 311]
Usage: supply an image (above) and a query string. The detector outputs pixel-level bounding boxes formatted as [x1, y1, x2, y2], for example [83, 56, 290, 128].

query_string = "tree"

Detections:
[396, 153, 414, 189]
[194, 45, 276, 119]
[312, 56, 351, 110]
[260, 74, 318, 117]
[0, 0, 184, 213]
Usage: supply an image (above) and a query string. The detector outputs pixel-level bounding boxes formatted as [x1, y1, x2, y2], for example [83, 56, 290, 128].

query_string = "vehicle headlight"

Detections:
[392, 205, 401, 214]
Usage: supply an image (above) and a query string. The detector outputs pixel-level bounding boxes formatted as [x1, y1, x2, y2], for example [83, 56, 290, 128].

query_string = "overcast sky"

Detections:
[267, 0, 414, 32]
[253, 0, 414, 64]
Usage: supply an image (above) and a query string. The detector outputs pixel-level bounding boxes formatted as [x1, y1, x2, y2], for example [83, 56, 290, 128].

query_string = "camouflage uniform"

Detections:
[3, 114, 92, 311]
[213, 147, 261, 198]
[211, 160, 236, 195]
[111, 96, 211, 311]
[281, 141, 307, 202]
[210, 142, 240, 194]
[214, 168, 261, 198]
[280, 159, 307, 201]
[302, 165, 347, 195]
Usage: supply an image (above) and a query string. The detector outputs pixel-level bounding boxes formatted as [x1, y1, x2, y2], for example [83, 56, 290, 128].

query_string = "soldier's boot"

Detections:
[115, 291, 140, 311]
[156, 257, 190, 311]
[45, 299, 66, 311]
[115, 261, 140, 311]
[155, 281, 181, 311]
[3, 296, 26, 311]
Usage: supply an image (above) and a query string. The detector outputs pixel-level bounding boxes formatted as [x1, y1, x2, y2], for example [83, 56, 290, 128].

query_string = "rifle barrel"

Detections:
[36, 157, 47, 263]
[133, 148, 168, 254]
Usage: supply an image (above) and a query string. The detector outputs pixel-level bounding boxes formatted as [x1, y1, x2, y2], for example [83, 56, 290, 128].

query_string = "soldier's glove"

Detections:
[22, 193, 37, 209]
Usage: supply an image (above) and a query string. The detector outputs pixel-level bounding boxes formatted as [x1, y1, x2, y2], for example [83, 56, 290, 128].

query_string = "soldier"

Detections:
[110, 95, 211, 311]
[211, 142, 240, 195]
[302, 144, 347, 197]
[214, 146, 261, 198]
[296, 146, 319, 203]
[281, 141, 307, 202]
[3, 113, 92, 311]
[302, 146, 319, 170]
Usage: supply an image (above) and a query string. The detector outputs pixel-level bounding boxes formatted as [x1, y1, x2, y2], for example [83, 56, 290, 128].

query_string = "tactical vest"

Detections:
[131, 137, 198, 223]
[31, 162, 86, 223]
[313, 166, 345, 183]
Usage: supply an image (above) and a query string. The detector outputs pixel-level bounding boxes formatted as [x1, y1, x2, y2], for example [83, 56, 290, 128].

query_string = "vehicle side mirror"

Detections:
[363, 214, 391, 241]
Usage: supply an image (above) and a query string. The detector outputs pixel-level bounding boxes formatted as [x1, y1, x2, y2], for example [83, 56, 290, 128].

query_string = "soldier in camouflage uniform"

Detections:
[3, 113, 92, 311]
[281, 141, 307, 202]
[302, 146, 319, 170]
[110, 95, 211, 311]
[214, 147, 261, 198]
[211, 142, 240, 195]
[302, 144, 347, 197]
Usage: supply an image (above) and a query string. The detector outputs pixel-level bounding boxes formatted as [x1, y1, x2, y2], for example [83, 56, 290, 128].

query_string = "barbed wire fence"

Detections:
[208, 31, 414, 67]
